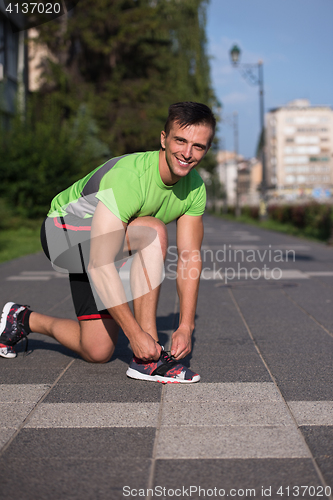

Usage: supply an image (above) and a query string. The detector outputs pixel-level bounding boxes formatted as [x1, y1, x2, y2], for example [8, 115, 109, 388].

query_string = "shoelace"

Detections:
[159, 350, 179, 368]
[15, 306, 30, 355]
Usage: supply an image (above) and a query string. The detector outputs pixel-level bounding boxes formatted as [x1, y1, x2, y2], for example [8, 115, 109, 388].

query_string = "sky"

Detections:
[206, 0, 333, 158]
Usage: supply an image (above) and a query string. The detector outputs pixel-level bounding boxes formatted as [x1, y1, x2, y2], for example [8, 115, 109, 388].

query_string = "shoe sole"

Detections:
[0, 351, 17, 359]
[126, 367, 200, 384]
[0, 302, 15, 336]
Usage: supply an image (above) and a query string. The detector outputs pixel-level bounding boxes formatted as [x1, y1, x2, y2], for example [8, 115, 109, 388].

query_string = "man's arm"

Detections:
[88, 201, 161, 361]
[171, 214, 204, 360]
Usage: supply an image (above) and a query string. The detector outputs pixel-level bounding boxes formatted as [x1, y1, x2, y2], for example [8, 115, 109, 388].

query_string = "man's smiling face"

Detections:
[159, 121, 212, 185]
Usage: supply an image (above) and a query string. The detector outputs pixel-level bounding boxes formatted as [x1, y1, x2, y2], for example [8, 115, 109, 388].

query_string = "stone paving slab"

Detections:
[300, 426, 333, 488]
[0, 402, 37, 428]
[25, 402, 160, 428]
[282, 279, 333, 333]
[153, 459, 324, 500]
[164, 382, 281, 402]
[156, 426, 310, 459]
[3, 427, 156, 461]
[43, 380, 162, 403]
[0, 429, 16, 449]
[0, 384, 50, 402]
[160, 401, 294, 426]
[288, 401, 333, 426]
[0, 455, 152, 500]
[228, 286, 333, 401]
[1, 215, 333, 498]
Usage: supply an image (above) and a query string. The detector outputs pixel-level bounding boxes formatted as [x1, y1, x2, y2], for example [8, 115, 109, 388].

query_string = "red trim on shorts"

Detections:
[54, 218, 91, 231]
[78, 313, 113, 321]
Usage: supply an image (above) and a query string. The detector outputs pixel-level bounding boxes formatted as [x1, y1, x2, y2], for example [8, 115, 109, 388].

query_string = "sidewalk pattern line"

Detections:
[2, 383, 332, 459]
[6, 269, 333, 281]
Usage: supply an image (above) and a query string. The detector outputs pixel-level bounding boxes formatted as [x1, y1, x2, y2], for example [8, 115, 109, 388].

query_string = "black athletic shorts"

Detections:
[40, 214, 114, 321]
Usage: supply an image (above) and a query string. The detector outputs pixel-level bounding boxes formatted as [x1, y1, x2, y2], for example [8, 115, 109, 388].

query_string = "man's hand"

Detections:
[170, 326, 192, 360]
[129, 330, 162, 362]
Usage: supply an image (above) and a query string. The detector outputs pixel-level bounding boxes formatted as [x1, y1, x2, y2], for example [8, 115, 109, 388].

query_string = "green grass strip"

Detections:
[0, 222, 43, 264]
[210, 211, 333, 243]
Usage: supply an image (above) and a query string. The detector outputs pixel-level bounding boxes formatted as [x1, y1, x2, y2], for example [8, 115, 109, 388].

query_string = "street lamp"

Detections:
[222, 111, 240, 216]
[229, 44, 267, 218]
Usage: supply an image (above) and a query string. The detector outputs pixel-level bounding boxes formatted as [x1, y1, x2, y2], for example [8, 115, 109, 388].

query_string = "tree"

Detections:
[32, 0, 217, 155]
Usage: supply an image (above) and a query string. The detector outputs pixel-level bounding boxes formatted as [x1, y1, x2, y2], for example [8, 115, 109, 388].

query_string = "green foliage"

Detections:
[33, 0, 217, 155]
[0, 1, 217, 225]
[241, 205, 260, 220]
[0, 97, 109, 218]
[268, 202, 333, 241]
[224, 202, 333, 242]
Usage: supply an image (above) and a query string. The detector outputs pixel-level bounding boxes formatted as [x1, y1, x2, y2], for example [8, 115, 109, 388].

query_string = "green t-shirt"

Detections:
[48, 151, 206, 224]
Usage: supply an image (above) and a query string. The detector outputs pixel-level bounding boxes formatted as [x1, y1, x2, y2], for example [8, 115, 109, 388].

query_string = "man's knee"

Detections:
[127, 217, 168, 258]
[85, 348, 114, 364]
[81, 342, 115, 363]
[79, 320, 117, 363]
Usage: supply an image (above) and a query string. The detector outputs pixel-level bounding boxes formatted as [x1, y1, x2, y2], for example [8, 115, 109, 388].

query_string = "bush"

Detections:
[241, 205, 259, 220]
[303, 203, 332, 240]
[268, 204, 292, 224]
[0, 97, 110, 218]
[222, 201, 333, 242]
[267, 202, 333, 241]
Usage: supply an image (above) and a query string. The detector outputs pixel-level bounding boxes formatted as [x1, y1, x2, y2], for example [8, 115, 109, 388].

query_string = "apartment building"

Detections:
[216, 151, 262, 206]
[216, 150, 239, 205]
[266, 99, 333, 199]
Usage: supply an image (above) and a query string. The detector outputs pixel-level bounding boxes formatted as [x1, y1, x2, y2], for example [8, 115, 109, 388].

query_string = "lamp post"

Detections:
[223, 111, 240, 216]
[229, 45, 267, 218]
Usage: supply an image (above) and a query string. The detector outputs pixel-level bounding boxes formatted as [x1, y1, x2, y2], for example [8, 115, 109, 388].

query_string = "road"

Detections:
[0, 213, 333, 500]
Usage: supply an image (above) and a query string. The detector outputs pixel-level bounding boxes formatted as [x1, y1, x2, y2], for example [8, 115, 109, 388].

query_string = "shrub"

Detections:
[0, 97, 110, 218]
[241, 205, 259, 220]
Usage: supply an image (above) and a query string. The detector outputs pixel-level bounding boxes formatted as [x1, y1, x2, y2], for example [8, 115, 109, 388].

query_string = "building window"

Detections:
[295, 136, 319, 144]
[309, 156, 329, 162]
[285, 156, 309, 164]
[297, 127, 328, 133]
[298, 165, 310, 173]
[294, 116, 320, 124]
[284, 127, 296, 135]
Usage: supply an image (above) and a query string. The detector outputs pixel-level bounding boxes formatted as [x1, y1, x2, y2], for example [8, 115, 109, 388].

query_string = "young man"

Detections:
[0, 101, 216, 383]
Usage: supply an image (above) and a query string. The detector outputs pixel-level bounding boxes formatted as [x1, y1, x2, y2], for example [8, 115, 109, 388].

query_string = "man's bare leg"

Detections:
[126, 217, 168, 343]
[6, 217, 166, 363]
[29, 313, 118, 363]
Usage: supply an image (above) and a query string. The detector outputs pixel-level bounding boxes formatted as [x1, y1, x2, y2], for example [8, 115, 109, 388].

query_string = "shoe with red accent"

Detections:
[0, 302, 30, 349]
[0, 343, 17, 359]
[126, 350, 200, 384]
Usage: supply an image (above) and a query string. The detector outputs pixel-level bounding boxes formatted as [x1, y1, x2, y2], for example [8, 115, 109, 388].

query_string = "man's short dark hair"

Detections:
[164, 101, 216, 145]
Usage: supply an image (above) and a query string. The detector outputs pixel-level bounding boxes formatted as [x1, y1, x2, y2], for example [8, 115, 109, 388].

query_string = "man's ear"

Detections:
[160, 130, 166, 150]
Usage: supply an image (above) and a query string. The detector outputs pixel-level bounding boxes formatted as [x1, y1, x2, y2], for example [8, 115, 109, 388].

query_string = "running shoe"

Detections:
[0, 302, 30, 349]
[0, 343, 17, 359]
[126, 349, 200, 384]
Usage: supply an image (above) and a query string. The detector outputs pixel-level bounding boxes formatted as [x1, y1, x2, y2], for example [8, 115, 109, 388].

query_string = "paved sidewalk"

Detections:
[0, 214, 333, 500]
